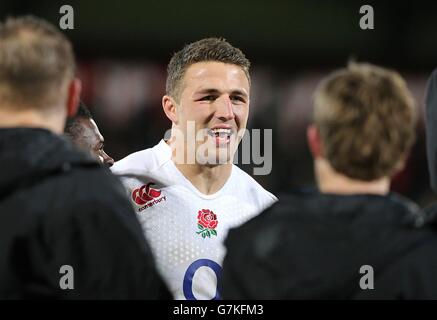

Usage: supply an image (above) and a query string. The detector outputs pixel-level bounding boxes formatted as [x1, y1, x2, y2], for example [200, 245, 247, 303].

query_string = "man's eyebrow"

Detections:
[195, 88, 248, 98]
[229, 90, 248, 98]
[195, 88, 221, 95]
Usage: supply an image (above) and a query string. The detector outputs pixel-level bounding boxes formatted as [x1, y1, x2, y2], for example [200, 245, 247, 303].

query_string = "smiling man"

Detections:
[111, 38, 277, 300]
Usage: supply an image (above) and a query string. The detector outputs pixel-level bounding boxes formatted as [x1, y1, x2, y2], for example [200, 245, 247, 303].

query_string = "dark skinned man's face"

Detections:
[73, 117, 114, 167]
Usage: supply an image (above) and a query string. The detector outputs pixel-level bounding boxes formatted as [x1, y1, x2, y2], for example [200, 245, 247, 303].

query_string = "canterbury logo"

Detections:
[132, 182, 162, 205]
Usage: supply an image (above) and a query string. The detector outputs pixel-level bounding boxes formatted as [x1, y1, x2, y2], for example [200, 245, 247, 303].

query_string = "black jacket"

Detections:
[0, 128, 170, 299]
[222, 191, 437, 299]
[425, 69, 437, 218]
[426, 68, 437, 193]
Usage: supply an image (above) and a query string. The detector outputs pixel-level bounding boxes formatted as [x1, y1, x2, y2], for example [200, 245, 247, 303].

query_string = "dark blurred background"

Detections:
[1, 0, 437, 206]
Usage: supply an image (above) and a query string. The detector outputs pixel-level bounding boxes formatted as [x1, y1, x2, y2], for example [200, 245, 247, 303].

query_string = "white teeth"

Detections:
[210, 128, 231, 134]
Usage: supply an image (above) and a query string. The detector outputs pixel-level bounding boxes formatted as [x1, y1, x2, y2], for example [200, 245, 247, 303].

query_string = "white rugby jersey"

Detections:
[111, 140, 277, 300]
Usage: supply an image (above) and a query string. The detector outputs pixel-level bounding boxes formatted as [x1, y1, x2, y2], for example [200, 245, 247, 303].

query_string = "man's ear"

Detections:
[162, 95, 178, 124]
[66, 78, 82, 117]
[307, 125, 323, 158]
[393, 153, 408, 175]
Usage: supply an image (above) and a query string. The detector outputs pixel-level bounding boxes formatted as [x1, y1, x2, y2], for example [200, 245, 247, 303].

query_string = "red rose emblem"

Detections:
[196, 209, 218, 238]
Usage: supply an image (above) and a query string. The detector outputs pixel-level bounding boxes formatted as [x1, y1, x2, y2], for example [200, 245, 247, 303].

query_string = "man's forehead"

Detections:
[89, 119, 104, 142]
[78, 118, 103, 143]
[183, 61, 250, 89]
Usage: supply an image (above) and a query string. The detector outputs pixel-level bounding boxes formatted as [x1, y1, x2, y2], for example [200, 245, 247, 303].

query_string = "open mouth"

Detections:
[208, 128, 233, 145]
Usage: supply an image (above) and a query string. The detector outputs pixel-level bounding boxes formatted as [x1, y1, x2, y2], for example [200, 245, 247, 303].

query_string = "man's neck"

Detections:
[167, 139, 233, 195]
[315, 158, 390, 196]
[173, 162, 232, 195]
[0, 108, 63, 134]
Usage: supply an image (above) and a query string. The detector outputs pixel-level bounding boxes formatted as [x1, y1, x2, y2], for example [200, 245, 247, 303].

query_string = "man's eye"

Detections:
[199, 95, 216, 101]
[231, 96, 245, 103]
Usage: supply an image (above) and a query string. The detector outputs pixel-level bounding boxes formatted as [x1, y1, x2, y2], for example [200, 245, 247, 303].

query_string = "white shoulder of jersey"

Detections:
[231, 164, 278, 210]
[111, 140, 171, 177]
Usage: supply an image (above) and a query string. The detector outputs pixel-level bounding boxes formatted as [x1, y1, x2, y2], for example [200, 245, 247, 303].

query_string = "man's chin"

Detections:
[201, 158, 232, 167]
[196, 146, 234, 166]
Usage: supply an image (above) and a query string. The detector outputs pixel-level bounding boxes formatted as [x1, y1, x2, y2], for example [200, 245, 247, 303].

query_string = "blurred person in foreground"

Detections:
[222, 63, 437, 299]
[65, 101, 114, 167]
[111, 38, 277, 300]
[424, 70, 437, 213]
[0, 15, 170, 299]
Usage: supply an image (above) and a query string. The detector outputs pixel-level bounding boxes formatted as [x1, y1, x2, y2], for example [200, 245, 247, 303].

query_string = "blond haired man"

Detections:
[0, 16, 169, 299]
[223, 63, 437, 299]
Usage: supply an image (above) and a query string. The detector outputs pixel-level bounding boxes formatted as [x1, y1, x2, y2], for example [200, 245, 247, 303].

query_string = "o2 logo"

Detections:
[183, 259, 222, 300]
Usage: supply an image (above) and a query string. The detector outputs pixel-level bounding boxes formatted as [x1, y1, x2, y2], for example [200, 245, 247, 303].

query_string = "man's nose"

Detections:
[102, 150, 114, 167]
[216, 96, 235, 121]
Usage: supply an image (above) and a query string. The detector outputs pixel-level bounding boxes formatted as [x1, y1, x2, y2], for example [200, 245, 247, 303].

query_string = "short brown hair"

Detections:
[0, 15, 75, 111]
[166, 37, 250, 101]
[313, 63, 417, 181]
